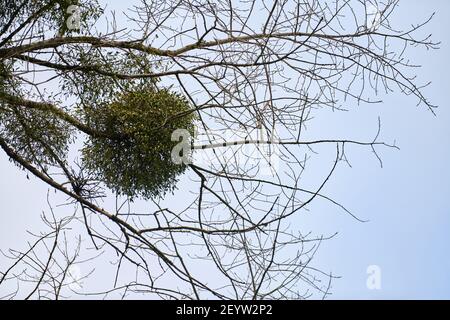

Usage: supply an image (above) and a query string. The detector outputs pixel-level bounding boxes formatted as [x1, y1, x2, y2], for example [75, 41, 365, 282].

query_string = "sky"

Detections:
[0, 0, 449, 299]
[301, 0, 450, 299]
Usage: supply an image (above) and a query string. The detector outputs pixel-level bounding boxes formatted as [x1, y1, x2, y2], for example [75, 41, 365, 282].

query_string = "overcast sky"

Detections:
[0, 0, 449, 299]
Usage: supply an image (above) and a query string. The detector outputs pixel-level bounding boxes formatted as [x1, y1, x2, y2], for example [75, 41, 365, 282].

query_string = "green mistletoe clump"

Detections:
[81, 87, 196, 199]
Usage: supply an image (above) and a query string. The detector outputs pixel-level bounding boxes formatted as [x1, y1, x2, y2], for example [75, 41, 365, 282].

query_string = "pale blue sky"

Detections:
[302, 0, 450, 299]
[0, 0, 449, 299]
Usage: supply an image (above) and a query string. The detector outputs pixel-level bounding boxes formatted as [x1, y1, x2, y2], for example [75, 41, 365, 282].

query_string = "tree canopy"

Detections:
[0, 0, 438, 299]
